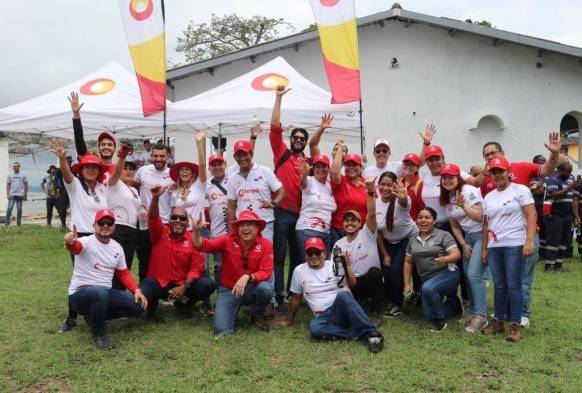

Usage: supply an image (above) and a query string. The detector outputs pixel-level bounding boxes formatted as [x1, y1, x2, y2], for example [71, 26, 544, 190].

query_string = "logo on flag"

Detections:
[79, 78, 116, 96]
[251, 73, 289, 91]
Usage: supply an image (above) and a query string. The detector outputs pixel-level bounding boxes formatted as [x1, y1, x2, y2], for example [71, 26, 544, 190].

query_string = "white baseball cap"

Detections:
[374, 139, 390, 149]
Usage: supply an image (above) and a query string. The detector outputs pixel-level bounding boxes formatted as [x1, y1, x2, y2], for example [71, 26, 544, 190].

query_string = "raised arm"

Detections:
[309, 114, 333, 158]
[295, 158, 310, 189]
[50, 141, 73, 184]
[271, 85, 291, 126]
[417, 123, 436, 166]
[196, 129, 207, 183]
[148, 186, 166, 220]
[540, 132, 561, 177]
[330, 139, 345, 185]
[68, 92, 88, 157]
[108, 145, 130, 186]
[249, 123, 261, 151]
[365, 177, 377, 233]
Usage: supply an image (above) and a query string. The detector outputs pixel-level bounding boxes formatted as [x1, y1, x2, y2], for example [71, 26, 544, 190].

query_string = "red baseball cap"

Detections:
[304, 237, 326, 251]
[440, 163, 461, 177]
[343, 209, 362, 220]
[208, 154, 226, 165]
[230, 210, 266, 231]
[488, 156, 511, 170]
[344, 153, 362, 166]
[233, 140, 253, 154]
[424, 145, 444, 159]
[94, 209, 115, 223]
[402, 153, 421, 166]
[312, 154, 330, 166]
[98, 132, 117, 147]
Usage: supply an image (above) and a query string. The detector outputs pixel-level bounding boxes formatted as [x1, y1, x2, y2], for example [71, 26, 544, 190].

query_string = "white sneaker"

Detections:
[520, 316, 530, 328]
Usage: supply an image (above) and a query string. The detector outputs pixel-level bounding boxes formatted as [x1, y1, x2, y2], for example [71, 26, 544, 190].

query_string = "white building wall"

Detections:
[170, 21, 582, 170]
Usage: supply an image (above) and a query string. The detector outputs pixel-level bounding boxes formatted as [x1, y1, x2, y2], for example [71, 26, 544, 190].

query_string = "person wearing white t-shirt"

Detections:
[363, 139, 403, 181]
[226, 139, 285, 242]
[5, 162, 28, 226]
[65, 209, 147, 349]
[440, 164, 487, 333]
[279, 237, 384, 352]
[207, 153, 229, 285]
[375, 171, 418, 318]
[482, 157, 536, 342]
[295, 154, 337, 264]
[332, 178, 383, 315]
[107, 145, 141, 289]
[134, 143, 174, 281]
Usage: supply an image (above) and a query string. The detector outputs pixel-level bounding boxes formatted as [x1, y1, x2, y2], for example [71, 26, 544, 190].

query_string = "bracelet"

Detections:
[367, 191, 375, 197]
[423, 141, 430, 146]
[250, 136, 257, 140]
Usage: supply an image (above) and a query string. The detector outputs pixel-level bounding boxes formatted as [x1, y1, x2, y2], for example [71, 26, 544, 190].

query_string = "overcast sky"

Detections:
[1, 0, 581, 109]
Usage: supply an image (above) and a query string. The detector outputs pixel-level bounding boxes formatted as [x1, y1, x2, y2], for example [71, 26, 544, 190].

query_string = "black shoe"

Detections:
[367, 332, 384, 353]
[544, 264, 555, 273]
[92, 336, 115, 350]
[251, 313, 271, 332]
[383, 305, 403, 318]
[58, 318, 77, 333]
[275, 302, 288, 314]
[430, 319, 448, 332]
[173, 300, 192, 318]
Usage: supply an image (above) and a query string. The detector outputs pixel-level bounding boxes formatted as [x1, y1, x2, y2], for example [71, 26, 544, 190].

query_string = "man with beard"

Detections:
[68, 92, 116, 173]
[65, 209, 148, 349]
[269, 85, 309, 313]
[140, 186, 215, 319]
[134, 143, 174, 281]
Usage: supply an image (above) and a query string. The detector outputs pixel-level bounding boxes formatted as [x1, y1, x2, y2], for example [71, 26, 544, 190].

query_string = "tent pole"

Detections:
[359, 99, 364, 155]
[163, 108, 167, 144]
[218, 122, 223, 154]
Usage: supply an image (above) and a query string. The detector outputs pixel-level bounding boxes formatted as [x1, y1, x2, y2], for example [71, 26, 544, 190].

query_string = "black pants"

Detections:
[545, 214, 573, 267]
[140, 277, 216, 316]
[136, 230, 152, 282]
[58, 196, 69, 227]
[111, 224, 138, 290]
[437, 221, 469, 302]
[67, 232, 92, 321]
[46, 197, 61, 226]
[351, 267, 383, 313]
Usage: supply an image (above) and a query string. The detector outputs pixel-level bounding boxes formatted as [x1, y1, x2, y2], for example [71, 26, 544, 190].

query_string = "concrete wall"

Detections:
[170, 20, 582, 170]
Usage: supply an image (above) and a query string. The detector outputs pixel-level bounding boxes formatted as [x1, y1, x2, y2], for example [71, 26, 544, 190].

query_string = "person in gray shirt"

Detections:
[5, 162, 28, 226]
[403, 207, 461, 332]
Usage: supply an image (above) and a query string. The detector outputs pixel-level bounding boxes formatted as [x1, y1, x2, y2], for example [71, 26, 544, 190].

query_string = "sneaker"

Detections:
[58, 318, 77, 333]
[483, 319, 505, 335]
[275, 302, 288, 314]
[506, 323, 521, 342]
[367, 332, 384, 353]
[383, 305, 403, 318]
[92, 336, 115, 350]
[458, 311, 473, 325]
[520, 316, 530, 328]
[201, 303, 215, 317]
[430, 319, 447, 332]
[465, 315, 489, 333]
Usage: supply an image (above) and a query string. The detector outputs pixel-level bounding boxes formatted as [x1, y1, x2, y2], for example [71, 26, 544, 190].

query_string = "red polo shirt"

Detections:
[197, 234, 273, 290]
[270, 123, 307, 214]
[400, 174, 425, 220]
[481, 161, 541, 197]
[331, 175, 368, 229]
[146, 216, 204, 287]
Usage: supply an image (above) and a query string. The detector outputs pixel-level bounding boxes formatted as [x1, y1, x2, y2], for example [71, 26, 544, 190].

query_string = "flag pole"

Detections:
[163, 108, 167, 144]
[162, 0, 167, 145]
[359, 99, 364, 155]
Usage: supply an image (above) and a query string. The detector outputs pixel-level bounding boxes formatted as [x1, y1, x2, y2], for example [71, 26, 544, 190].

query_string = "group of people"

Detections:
[51, 85, 572, 351]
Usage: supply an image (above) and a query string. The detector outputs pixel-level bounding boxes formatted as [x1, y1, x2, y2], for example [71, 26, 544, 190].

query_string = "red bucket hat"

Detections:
[169, 161, 200, 182]
[230, 210, 266, 231]
[71, 154, 109, 176]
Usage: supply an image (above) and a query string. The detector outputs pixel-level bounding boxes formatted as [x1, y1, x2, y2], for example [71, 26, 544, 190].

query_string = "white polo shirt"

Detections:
[207, 176, 229, 238]
[420, 167, 470, 225]
[134, 164, 173, 230]
[363, 161, 403, 181]
[171, 178, 207, 230]
[333, 224, 380, 277]
[296, 177, 337, 233]
[376, 196, 418, 242]
[64, 177, 108, 233]
[445, 184, 483, 234]
[289, 260, 346, 314]
[68, 235, 127, 295]
[107, 180, 140, 229]
[226, 163, 283, 223]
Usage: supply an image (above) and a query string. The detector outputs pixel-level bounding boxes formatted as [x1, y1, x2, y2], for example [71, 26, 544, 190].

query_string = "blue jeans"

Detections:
[382, 238, 408, 308]
[5, 196, 24, 226]
[273, 208, 299, 303]
[464, 231, 487, 316]
[140, 277, 215, 315]
[213, 281, 273, 334]
[69, 285, 144, 337]
[521, 233, 539, 318]
[421, 269, 461, 321]
[488, 246, 525, 324]
[308, 291, 378, 340]
[262, 221, 274, 242]
[296, 229, 331, 264]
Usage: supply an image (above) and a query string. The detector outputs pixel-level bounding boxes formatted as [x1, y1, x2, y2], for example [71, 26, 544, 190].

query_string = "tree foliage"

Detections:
[176, 14, 295, 63]
[465, 19, 494, 28]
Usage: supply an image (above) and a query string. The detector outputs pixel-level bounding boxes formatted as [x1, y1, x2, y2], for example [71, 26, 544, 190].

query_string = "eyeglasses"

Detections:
[292, 135, 306, 142]
[306, 249, 323, 257]
[374, 149, 389, 154]
[97, 220, 114, 227]
[170, 214, 188, 222]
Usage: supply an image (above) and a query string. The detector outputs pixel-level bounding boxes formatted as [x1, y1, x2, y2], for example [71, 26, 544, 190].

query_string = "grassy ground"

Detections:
[1, 226, 582, 393]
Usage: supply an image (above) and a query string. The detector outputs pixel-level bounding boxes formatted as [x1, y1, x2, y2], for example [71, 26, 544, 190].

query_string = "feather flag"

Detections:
[117, 0, 166, 116]
[309, 0, 361, 104]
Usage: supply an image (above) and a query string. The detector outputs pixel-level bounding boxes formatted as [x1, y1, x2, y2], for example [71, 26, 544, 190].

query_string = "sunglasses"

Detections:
[292, 135, 307, 142]
[375, 149, 389, 154]
[170, 214, 188, 222]
[306, 249, 323, 257]
[97, 220, 115, 227]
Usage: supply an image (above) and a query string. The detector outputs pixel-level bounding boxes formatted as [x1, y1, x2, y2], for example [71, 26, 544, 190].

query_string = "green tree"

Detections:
[176, 14, 295, 63]
[465, 19, 494, 28]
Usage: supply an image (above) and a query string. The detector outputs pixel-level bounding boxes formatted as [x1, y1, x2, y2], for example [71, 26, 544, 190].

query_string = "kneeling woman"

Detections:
[482, 157, 536, 342]
[403, 207, 462, 332]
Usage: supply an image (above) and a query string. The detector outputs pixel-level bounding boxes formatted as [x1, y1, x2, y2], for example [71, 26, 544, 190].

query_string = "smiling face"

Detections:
[169, 208, 188, 235]
[342, 213, 361, 235]
[344, 161, 361, 180]
[121, 165, 135, 184]
[416, 209, 436, 235]
[426, 156, 444, 175]
[81, 164, 100, 182]
[306, 248, 325, 269]
[210, 161, 226, 179]
[374, 144, 390, 166]
[93, 218, 115, 239]
[290, 129, 307, 154]
[98, 138, 115, 160]
[440, 174, 459, 191]
[491, 168, 510, 188]
[151, 148, 168, 170]
[179, 166, 194, 183]
[234, 151, 253, 172]
[378, 176, 395, 200]
[313, 163, 329, 182]
[402, 161, 418, 177]
[238, 221, 259, 242]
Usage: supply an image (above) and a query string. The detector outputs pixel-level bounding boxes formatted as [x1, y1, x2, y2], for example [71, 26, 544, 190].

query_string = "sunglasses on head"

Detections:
[306, 249, 323, 257]
[97, 220, 114, 227]
[170, 214, 188, 222]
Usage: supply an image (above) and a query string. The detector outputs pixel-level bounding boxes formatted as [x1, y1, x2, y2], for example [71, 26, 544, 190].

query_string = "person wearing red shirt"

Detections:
[270, 85, 309, 312]
[330, 139, 368, 246]
[139, 186, 215, 319]
[65, 209, 148, 349]
[192, 210, 274, 338]
[400, 153, 425, 221]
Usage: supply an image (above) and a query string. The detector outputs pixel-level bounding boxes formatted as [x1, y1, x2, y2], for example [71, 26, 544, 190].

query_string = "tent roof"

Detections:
[167, 56, 361, 140]
[0, 61, 176, 140]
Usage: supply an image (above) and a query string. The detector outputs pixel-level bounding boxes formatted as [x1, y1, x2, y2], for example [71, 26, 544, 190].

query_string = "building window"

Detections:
[471, 115, 504, 132]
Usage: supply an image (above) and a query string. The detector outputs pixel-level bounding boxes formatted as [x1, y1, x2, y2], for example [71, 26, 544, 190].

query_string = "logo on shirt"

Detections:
[255, 244, 262, 251]
[211, 193, 223, 200]
[94, 263, 114, 271]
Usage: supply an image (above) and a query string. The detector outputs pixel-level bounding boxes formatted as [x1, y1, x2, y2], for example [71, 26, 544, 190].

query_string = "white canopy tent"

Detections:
[0, 61, 182, 140]
[168, 56, 362, 140]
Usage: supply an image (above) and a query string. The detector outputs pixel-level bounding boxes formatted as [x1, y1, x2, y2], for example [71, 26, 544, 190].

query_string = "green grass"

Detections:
[1, 226, 582, 392]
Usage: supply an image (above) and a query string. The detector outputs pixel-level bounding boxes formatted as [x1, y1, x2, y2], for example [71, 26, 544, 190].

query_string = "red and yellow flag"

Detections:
[118, 0, 166, 116]
[310, 0, 361, 104]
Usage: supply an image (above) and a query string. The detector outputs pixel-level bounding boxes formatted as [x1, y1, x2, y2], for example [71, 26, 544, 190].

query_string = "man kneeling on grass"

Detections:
[192, 210, 274, 338]
[65, 209, 148, 349]
[278, 237, 384, 353]
[140, 186, 215, 320]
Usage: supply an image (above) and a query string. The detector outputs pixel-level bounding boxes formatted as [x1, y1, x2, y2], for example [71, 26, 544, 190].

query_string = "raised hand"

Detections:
[50, 140, 67, 159]
[191, 213, 208, 232]
[419, 123, 437, 145]
[393, 180, 407, 200]
[250, 123, 262, 138]
[320, 113, 334, 130]
[276, 85, 292, 97]
[295, 157, 311, 177]
[453, 190, 466, 208]
[117, 145, 131, 159]
[67, 91, 84, 115]
[150, 185, 167, 198]
[64, 224, 78, 246]
[195, 128, 208, 142]
[365, 177, 376, 194]
[544, 131, 561, 154]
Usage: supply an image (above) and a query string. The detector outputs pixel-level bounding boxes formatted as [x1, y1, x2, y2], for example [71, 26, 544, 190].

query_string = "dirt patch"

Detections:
[17, 379, 72, 393]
